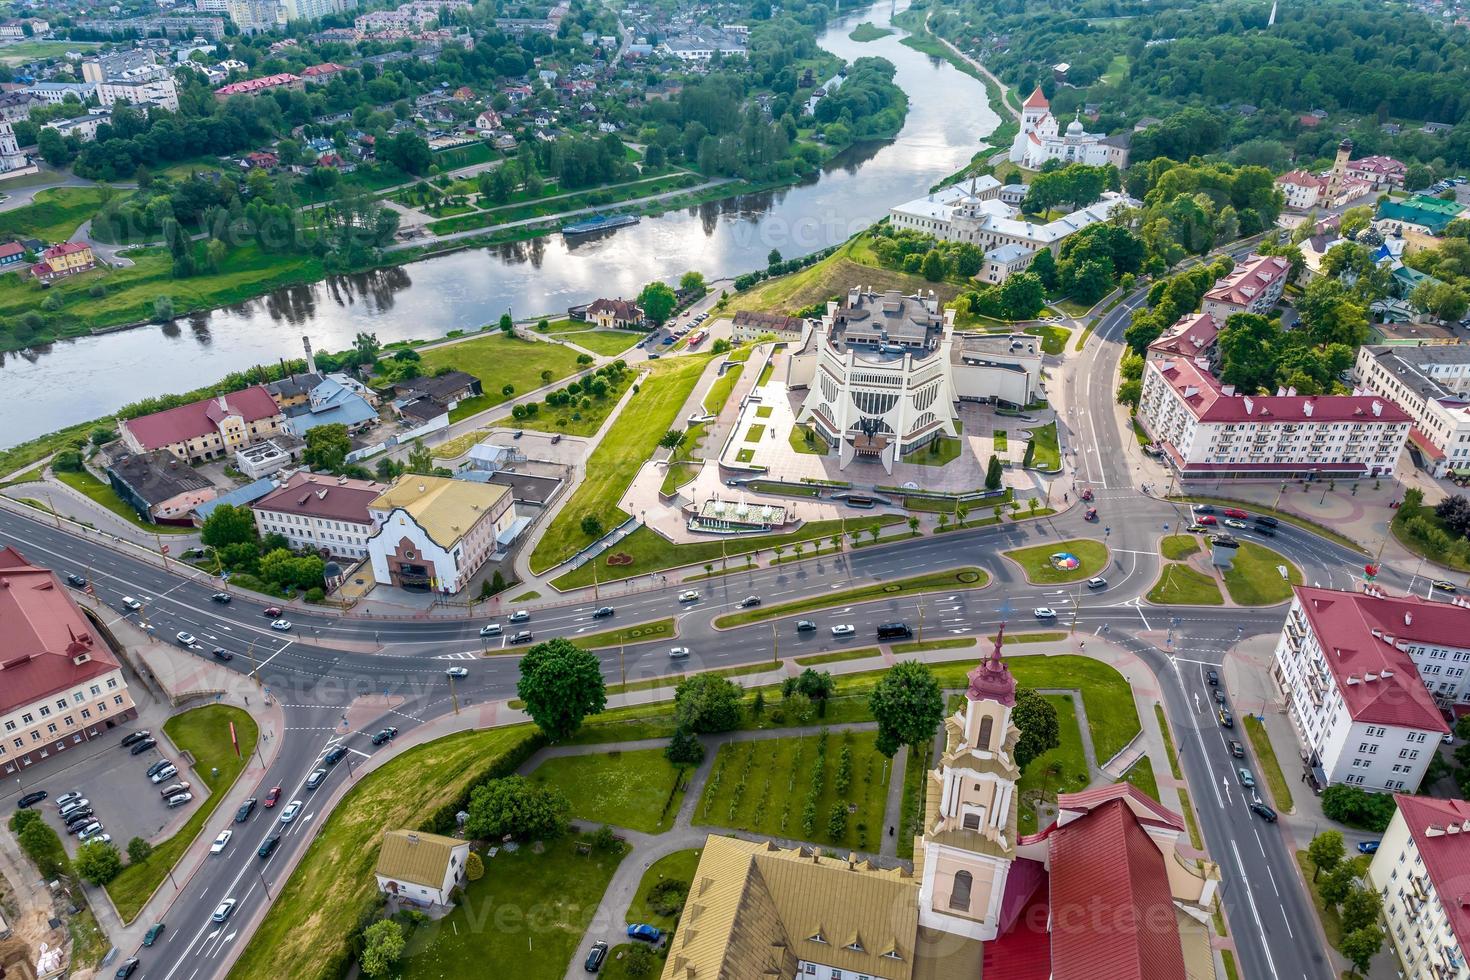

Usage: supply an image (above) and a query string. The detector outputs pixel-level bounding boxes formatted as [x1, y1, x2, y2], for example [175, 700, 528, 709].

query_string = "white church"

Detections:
[1009, 86, 1130, 171]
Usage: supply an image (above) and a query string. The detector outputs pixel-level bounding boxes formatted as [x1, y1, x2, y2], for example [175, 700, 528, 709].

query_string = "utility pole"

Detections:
[619, 641, 626, 688]
[917, 598, 925, 643]
[1069, 580, 1082, 636]
[772, 621, 778, 664]
[247, 639, 260, 686]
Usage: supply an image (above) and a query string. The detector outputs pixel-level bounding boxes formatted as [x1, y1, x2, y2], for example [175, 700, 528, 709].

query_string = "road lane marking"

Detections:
[1230, 839, 1282, 980]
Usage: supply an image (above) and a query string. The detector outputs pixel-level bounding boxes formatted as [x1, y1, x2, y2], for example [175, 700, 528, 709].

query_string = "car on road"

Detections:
[877, 622, 913, 640]
[305, 768, 328, 791]
[264, 786, 282, 807]
[1187, 523, 1209, 533]
[149, 766, 177, 784]
[831, 624, 856, 637]
[1433, 580, 1458, 593]
[1079, 488, 1094, 502]
[258, 834, 281, 859]
[211, 899, 237, 923]
[627, 924, 663, 943]
[263, 606, 282, 617]
[129, 737, 157, 755]
[1222, 508, 1249, 519]
[796, 620, 817, 632]
[1034, 607, 1057, 619]
[280, 801, 302, 823]
[212, 647, 233, 661]
[59, 798, 90, 817]
[511, 630, 534, 644]
[115, 957, 140, 979]
[210, 592, 231, 604]
[142, 923, 165, 947]
[668, 646, 691, 659]
[1207, 669, 1219, 686]
[1237, 768, 1255, 788]
[121, 731, 150, 748]
[146, 759, 173, 778]
[1196, 515, 1217, 525]
[592, 606, 615, 618]
[678, 590, 701, 603]
[271, 619, 292, 631]
[1086, 577, 1107, 589]
[1223, 519, 1247, 529]
[1191, 504, 1214, 514]
[371, 728, 398, 746]
[121, 596, 142, 611]
[1218, 708, 1234, 728]
[1084, 507, 1098, 521]
[166, 792, 192, 808]
[1249, 802, 1278, 822]
[584, 941, 609, 972]
[1253, 516, 1279, 528]
[324, 745, 347, 766]
[1358, 840, 1381, 854]
[1213, 689, 1226, 704]
[235, 798, 257, 823]
[445, 666, 469, 678]
[1252, 525, 1277, 537]
[16, 791, 46, 808]
[739, 596, 761, 608]
[66, 573, 86, 587]
[210, 830, 232, 854]
[508, 610, 531, 623]
[55, 791, 83, 808]
[479, 622, 502, 637]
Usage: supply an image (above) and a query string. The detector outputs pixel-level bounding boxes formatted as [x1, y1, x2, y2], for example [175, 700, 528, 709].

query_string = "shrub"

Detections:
[646, 877, 690, 917]
[827, 802, 848, 841]
[665, 727, 706, 766]
[624, 944, 655, 977]
[465, 851, 484, 881]
[592, 824, 619, 851]
[1320, 785, 1397, 831]
[127, 836, 153, 864]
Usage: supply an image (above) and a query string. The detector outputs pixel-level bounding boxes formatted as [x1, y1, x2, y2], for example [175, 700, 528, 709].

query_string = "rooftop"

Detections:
[105, 450, 214, 507]
[254, 471, 387, 525]
[121, 386, 282, 450]
[1390, 793, 1470, 953]
[370, 476, 509, 549]
[374, 829, 463, 888]
[1147, 312, 1220, 360]
[1152, 356, 1410, 425]
[824, 289, 947, 362]
[1361, 343, 1470, 405]
[1203, 254, 1291, 309]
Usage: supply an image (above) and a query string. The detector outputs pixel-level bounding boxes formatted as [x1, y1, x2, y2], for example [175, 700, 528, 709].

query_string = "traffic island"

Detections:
[1002, 539, 1109, 584]
[1146, 563, 1224, 606]
[1220, 542, 1303, 606]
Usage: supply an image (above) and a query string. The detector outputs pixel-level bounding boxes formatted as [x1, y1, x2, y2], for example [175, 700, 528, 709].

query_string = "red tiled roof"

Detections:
[1204, 254, 1290, 308]
[122, 385, 281, 450]
[1409, 425, 1448, 461]
[1048, 797, 1187, 980]
[215, 73, 299, 96]
[0, 241, 22, 259]
[1352, 155, 1406, 176]
[0, 546, 119, 715]
[44, 241, 90, 258]
[1153, 356, 1410, 425]
[1023, 85, 1048, 109]
[1392, 793, 1470, 952]
[252, 471, 386, 525]
[1056, 782, 1186, 833]
[985, 870, 1052, 980]
[1146, 312, 1219, 359]
[1277, 169, 1327, 189]
[301, 62, 346, 76]
[1293, 586, 1453, 732]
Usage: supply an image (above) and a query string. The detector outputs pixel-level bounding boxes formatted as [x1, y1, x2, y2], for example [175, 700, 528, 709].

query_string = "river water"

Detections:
[0, 1, 998, 449]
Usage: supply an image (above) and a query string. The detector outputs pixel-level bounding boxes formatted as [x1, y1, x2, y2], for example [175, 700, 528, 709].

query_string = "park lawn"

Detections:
[1016, 693, 1090, 833]
[1026, 421, 1061, 470]
[529, 749, 686, 833]
[794, 647, 883, 667]
[530, 355, 712, 573]
[0, 464, 43, 488]
[993, 430, 1009, 452]
[499, 367, 634, 437]
[697, 730, 891, 852]
[0, 39, 100, 63]
[419, 332, 584, 418]
[1146, 564, 1224, 605]
[626, 848, 701, 931]
[901, 436, 962, 467]
[1024, 324, 1070, 355]
[0, 185, 111, 242]
[755, 405, 774, 418]
[1160, 534, 1200, 560]
[569, 329, 643, 356]
[1244, 715, 1294, 812]
[744, 423, 766, 442]
[660, 422, 708, 495]
[1102, 53, 1131, 85]
[550, 515, 899, 590]
[1221, 542, 1302, 606]
[789, 424, 830, 455]
[1123, 757, 1159, 801]
[398, 837, 627, 980]
[106, 706, 258, 922]
[713, 567, 987, 628]
[897, 738, 932, 859]
[230, 727, 538, 980]
[1051, 297, 1093, 317]
[538, 317, 599, 333]
[1004, 539, 1109, 584]
[735, 448, 755, 462]
[53, 468, 194, 533]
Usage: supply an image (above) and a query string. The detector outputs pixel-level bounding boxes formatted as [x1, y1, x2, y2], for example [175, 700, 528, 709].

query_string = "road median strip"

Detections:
[712, 567, 988, 629]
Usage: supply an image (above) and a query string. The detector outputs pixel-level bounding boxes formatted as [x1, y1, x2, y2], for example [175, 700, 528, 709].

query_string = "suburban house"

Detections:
[252, 471, 388, 560]
[0, 546, 137, 774]
[29, 242, 95, 282]
[1276, 169, 1327, 211]
[300, 62, 347, 84]
[366, 476, 514, 593]
[104, 451, 218, 525]
[1354, 343, 1470, 478]
[0, 241, 25, 266]
[281, 375, 379, 437]
[730, 309, 808, 344]
[390, 371, 482, 413]
[373, 829, 469, 909]
[585, 297, 643, 329]
[118, 386, 289, 463]
[1367, 794, 1470, 979]
[1271, 585, 1452, 793]
[1200, 254, 1291, 320]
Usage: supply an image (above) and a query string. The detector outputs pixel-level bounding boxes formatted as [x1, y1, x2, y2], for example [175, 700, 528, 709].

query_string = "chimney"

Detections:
[1243, 396, 1255, 415]
[302, 335, 317, 375]
[1303, 401, 1313, 417]
[1372, 400, 1383, 417]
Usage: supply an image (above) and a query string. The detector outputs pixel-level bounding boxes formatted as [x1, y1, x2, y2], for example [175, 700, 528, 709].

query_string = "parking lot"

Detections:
[33, 724, 205, 855]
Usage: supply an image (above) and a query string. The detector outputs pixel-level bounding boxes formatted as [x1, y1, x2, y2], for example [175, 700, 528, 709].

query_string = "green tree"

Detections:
[1307, 830, 1345, 881]
[1339, 206, 1373, 240]
[359, 919, 407, 978]
[665, 727, 706, 765]
[674, 673, 744, 733]
[464, 775, 571, 840]
[679, 270, 706, 296]
[127, 836, 153, 864]
[516, 638, 607, 740]
[580, 514, 605, 538]
[1217, 312, 1281, 394]
[405, 439, 435, 476]
[827, 802, 848, 840]
[985, 454, 1003, 490]
[868, 661, 944, 757]
[1340, 925, 1384, 976]
[1320, 863, 1358, 907]
[1340, 887, 1382, 933]
[303, 423, 352, 473]
[75, 839, 123, 885]
[1012, 688, 1060, 769]
[921, 249, 948, 281]
[465, 851, 484, 881]
[200, 504, 257, 549]
[638, 281, 678, 325]
[384, 132, 432, 175]
[353, 332, 380, 365]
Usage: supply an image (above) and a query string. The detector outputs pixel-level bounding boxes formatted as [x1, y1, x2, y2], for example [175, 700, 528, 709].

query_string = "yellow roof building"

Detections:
[368, 475, 510, 551]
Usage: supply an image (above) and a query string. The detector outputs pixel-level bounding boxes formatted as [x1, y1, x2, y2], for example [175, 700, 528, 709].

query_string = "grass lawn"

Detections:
[1123, 756, 1159, 800]
[755, 405, 773, 418]
[901, 436, 962, 467]
[993, 430, 1008, 452]
[106, 706, 258, 922]
[897, 738, 931, 859]
[53, 468, 194, 534]
[660, 421, 708, 495]
[1003, 539, 1108, 584]
[568, 330, 643, 356]
[726, 233, 962, 316]
[744, 423, 766, 442]
[398, 837, 627, 980]
[735, 448, 755, 463]
[1051, 297, 1094, 317]
[793, 647, 882, 666]
[1024, 324, 1070, 355]
[1221, 542, 1302, 605]
[697, 730, 891, 851]
[0, 186, 112, 242]
[0, 463, 43, 488]
[500, 369, 633, 437]
[231, 728, 537, 980]
[573, 618, 675, 649]
[1156, 704, 1183, 779]
[789, 424, 830, 455]
[1016, 693, 1090, 833]
[1147, 563, 1224, 605]
[1026, 421, 1061, 470]
[419, 333, 584, 420]
[1102, 53, 1131, 84]
[701, 360, 744, 416]
[849, 21, 893, 40]
[1296, 851, 1369, 949]
[1244, 715, 1294, 812]
[1160, 534, 1200, 560]
[627, 848, 701, 931]
[529, 749, 687, 833]
[530, 356, 711, 573]
[0, 39, 100, 63]
[756, 360, 776, 387]
[713, 567, 986, 628]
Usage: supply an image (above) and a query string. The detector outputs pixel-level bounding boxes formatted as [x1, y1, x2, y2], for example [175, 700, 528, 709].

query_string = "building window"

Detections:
[977, 716, 993, 748]
[949, 871, 973, 910]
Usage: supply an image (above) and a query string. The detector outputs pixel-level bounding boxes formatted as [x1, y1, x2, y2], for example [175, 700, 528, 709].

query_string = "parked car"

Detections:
[142, 923, 165, 947]
[270, 619, 292, 631]
[584, 941, 609, 972]
[627, 924, 663, 943]
[64, 808, 95, 827]
[211, 899, 237, 923]
[305, 768, 327, 791]
[678, 590, 701, 602]
[1206, 669, 1219, 686]
[55, 791, 83, 808]
[796, 620, 817, 632]
[1034, 607, 1057, 619]
[371, 728, 398, 746]
[212, 647, 233, 661]
[210, 592, 231, 604]
[16, 790, 46, 808]
[235, 798, 257, 823]
[668, 646, 691, 659]
[121, 731, 151, 748]
[77, 822, 105, 841]
[210, 830, 232, 854]
[739, 596, 761, 608]
[280, 801, 302, 823]
[831, 624, 856, 637]
[264, 786, 282, 808]
[149, 766, 177, 784]
[1249, 802, 1278, 822]
[508, 610, 531, 623]
[1237, 768, 1255, 788]
[1358, 840, 1381, 854]
[1086, 577, 1107, 589]
[158, 782, 190, 797]
[445, 667, 469, 679]
[511, 630, 534, 644]
[480, 623, 502, 637]
[59, 799, 90, 817]
[146, 759, 173, 778]
[258, 834, 281, 859]
[129, 737, 158, 755]
[592, 606, 615, 618]
[166, 792, 193, 808]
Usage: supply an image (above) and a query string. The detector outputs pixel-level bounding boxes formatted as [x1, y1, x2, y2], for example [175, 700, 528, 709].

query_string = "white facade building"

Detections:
[97, 65, 179, 112]
[1271, 586, 1451, 793]
[1008, 87, 1130, 170]
[1354, 344, 1470, 479]
[1200, 253, 1291, 321]
[1367, 794, 1470, 980]
[250, 471, 386, 560]
[1276, 169, 1325, 212]
[373, 830, 469, 909]
[366, 476, 514, 593]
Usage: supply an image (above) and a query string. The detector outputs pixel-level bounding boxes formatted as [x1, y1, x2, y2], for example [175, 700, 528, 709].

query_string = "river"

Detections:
[0, 0, 998, 449]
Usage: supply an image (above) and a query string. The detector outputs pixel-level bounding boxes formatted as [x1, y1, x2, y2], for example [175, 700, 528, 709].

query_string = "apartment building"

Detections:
[97, 65, 179, 112]
[251, 471, 387, 560]
[0, 547, 136, 774]
[1271, 586, 1450, 793]
[1355, 343, 1470, 478]
[1368, 794, 1470, 979]
[119, 386, 288, 463]
[730, 309, 808, 344]
[1200, 253, 1291, 320]
[1144, 312, 1221, 368]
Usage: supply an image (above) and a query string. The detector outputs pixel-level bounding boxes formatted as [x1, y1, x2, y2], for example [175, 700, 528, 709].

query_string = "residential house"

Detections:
[366, 476, 514, 593]
[374, 830, 469, 909]
[243, 150, 278, 170]
[731, 309, 807, 344]
[300, 62, 347, 84]
[1272, 586, 1453, 792]
[473, 108, 500, 132]
[585, 297, 643, 329]
[1367, 794, 1470, 979]
[105, 451, 217, 524]
[252, 471, 387, 560]
[1354, 343, 1470, 478]
[0, 91, 43, 122]
[118, 385, 288, 463]
[1200, 254, 1291, 320]
[1347, 154, 1408, 190]
[1276, 169, 1327, 212]
[29, 242, 94, 282]
[0, 546, 137, 774]
[97, 65, 179, 112]
[0, 242, 25, 267]
[214, 73, 303, 99]
[281, 374, 379, 437]
[390, 371, 481, 412]
[1144, 312, 1222, 369]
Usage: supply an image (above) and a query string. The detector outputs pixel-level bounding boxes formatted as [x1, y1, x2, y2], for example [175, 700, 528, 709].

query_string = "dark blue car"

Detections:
[1358, 840, 1380, 854]
[627, 923, 663, 943]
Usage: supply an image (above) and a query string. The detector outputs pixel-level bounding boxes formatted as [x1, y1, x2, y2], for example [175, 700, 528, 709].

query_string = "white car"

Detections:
[479, 624, 501, 637]
[678, 590, 701, 603]
[211, 898, 236, 922]
[210, 830, 232, 854]
[270, 620, 292, 631]
[55, 791, 84, 808]
[166, 792, 193, 808]
[1034, 607, 1057, 619]
[445, 666, 469, 678]
[668, 646, 691, 659]
[150, 766, 178, 784]
[59, 798, 90, 817]
[830, 624, 856, 637]
[121, 596, 142, 611]
[279, 801, 302, 823]
[175, 631, 196, 646]
[1223, 519, 1247, 529]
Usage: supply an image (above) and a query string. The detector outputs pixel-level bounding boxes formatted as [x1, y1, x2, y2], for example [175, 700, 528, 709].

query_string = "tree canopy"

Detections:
[868, 661, 944, 757]
[516, 638, 607, 740]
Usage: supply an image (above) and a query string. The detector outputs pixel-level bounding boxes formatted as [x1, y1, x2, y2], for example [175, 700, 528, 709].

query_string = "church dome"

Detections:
[1066, 116, 1084, 136]
[966, 628, 1017, 706]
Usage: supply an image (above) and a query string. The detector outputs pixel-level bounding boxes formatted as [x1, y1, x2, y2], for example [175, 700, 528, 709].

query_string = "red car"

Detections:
[1222, 508, 1249, 519]
[1197, 515, 1218, 525]
[1080, 488, 1094, 502]
[263, 606, 282, 617]
[264, 785, 282, 808]
[1084, 507, 1098, 521]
